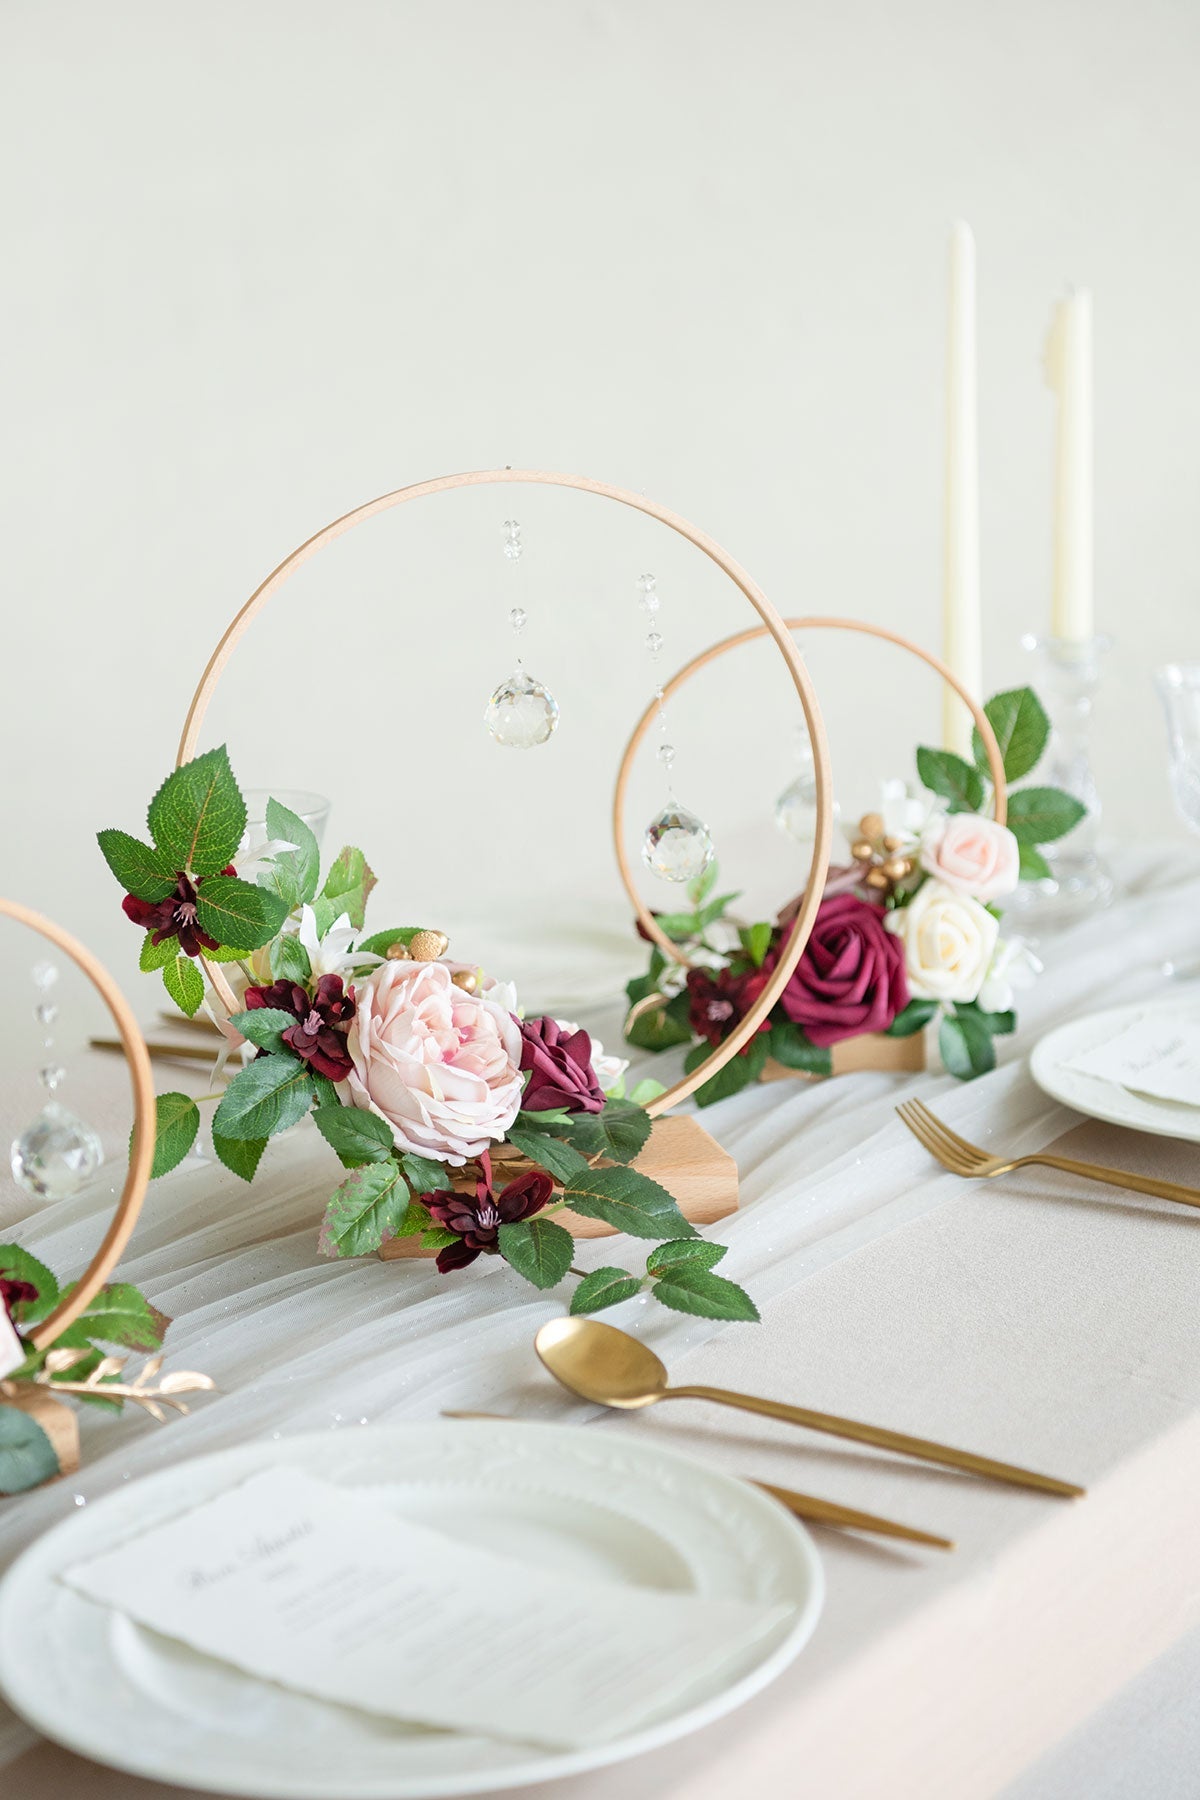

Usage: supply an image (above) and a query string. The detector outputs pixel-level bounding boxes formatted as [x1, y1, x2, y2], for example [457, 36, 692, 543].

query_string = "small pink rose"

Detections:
[919, 814, 1020, 901]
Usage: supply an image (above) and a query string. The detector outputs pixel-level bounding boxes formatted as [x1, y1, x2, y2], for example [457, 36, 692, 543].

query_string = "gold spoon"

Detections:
[534, 1317, 1084, 1499]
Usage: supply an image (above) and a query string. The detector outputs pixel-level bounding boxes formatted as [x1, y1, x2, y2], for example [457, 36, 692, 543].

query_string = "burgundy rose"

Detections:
[518, 1017, 605, 1115]
[122, 864, 237, 960]
[686, 963, 773, 1048]
[244, 974, 356, 1082]
[778, 892, 908, 1047]
[423, 1163, 554, 1274]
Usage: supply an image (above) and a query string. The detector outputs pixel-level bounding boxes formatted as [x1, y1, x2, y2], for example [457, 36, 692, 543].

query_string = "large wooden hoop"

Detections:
[177, 469, 834, 1115]
[614, 616, 1007, 967]
[0, 901, 155, 1349]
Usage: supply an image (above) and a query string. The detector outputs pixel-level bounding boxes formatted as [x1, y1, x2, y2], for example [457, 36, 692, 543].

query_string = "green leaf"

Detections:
[739, 921, 773, 968]
[594, 1098, 653, 1166]
[139, 931, 176, 972]
[505, 1125, 590, 1184]
[212, 1053, 314, 1141]
[916, 746, 985, 813]
[312, 1104, 396, 1167]
[356, 927, 428, 958]
[195, 875, 289, 952]
[623, 989, 694, 1052]
[563, 1166, 697, 1241]
[983, 1008, 1016, 1035]
[938, 1010, 996, 1080]
[651, 1265, 760, 1322]
[320, 846, 376, 931]
[257, 797, 321, 910]
[516, 1109, 576, 1131]
[497, 1217, 575, 1290]
[0, 1405, 61, 1494]
[0, 1246, 59, 1326]
[696, 893, 740, 930]
[569, 1267, 642, 1314]
[885, 999, 939, 1039]
[147, 746, 247, 878]
[692, 1035, 769, 1107]
[400, 1153, 451, 1194]
[1018, 842, 1053, 881]
[96, 829, 176, 902]
[972, 687, 1050, 783]
[229, 1006, 296, 1055]
[143, 1092, 200, 1177]
[629, 1078, 667, 1105]
[646, 1238, 727, 1276]
[162, 955, 205, 1018]
[62, 1282, 165, 1351]
[318, 1160, 407, 1258]
[212, 1131, 268, 1181]
[687, 859, 718, 907]
[768, 1019, 833, 1072]
[1005, 787, 1087, 846]
[270, 933, 312, 982]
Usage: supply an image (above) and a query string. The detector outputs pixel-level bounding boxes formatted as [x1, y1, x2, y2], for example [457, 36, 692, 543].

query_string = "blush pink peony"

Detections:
[919, 814, 1020, 901]
[344, 961, 523, 1166]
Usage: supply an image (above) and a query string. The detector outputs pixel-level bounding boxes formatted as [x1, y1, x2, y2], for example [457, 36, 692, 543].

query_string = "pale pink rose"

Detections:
[345, 962, 523, 1166]
[919, 814, 1020, 901]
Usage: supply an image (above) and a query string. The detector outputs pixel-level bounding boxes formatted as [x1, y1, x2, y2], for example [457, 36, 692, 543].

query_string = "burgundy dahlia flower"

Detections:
[423, 1164, 555, 1274]
[244, 974, 357, 1083]
[518, 1016, 605, 1115]
[686, 962, 773, 1048]
[0, 1275, 37, 1317]
[122, 865, 237, 959]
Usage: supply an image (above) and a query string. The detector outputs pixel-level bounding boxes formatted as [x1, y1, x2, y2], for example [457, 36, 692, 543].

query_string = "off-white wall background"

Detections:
[1, 0, 1198, 1022]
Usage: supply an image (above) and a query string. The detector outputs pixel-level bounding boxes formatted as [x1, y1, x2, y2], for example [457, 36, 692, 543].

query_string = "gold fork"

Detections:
[897, 1097, 1200, 1210]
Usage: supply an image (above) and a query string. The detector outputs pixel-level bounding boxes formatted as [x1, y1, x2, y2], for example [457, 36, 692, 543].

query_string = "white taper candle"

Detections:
[942, 222, 983, 756]
[1046, 290, 1094, 643]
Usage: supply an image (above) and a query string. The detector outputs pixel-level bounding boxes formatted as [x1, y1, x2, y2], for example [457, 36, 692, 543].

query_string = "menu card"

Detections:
[1067, 1014, 1200, 1108]
[63, 1466, 793, 1749]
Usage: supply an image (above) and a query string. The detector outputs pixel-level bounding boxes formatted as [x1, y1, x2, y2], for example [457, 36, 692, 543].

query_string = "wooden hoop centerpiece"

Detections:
[613, 615, 1008, 968]
[178, 470, 835, 1116]
[0, 900, 155, 1350]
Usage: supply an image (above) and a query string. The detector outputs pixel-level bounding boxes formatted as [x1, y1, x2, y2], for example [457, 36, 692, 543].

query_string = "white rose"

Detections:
[885, 879, 999, 1003]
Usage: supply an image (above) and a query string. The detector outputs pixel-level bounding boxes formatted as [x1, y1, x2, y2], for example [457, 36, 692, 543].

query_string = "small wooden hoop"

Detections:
[176, 469, 834, 1115]
[0, 901, 155, 1349]
[614, 616, 1007, 967]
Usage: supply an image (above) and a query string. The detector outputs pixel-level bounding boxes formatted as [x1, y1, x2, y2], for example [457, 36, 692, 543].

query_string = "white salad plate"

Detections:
[0, 1421, 823, 1799]
[1030, 1000, 1200, 1143]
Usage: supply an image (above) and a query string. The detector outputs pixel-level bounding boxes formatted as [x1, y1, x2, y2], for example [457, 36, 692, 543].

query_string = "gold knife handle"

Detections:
[1030, 1154, 1200, 1210]
[754, 1481, 954, 1549]
[666, 1384, 1084, 1498]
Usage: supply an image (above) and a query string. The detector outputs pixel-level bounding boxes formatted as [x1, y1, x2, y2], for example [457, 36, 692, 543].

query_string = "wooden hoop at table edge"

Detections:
[0, 900, 155, 1350]
[176, 469, 834, 1117]
[614, 616, 1008, 970]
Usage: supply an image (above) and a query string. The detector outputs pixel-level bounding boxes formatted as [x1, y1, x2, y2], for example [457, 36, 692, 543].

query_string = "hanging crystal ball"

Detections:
[642, 803, 715, 883]
[484, 669, 560, 749]
[11, 1102, 104, 1202]
[30, 961, 59, 991]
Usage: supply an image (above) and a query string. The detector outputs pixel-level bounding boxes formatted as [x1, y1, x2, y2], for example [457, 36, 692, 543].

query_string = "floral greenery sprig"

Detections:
[0, 1248, 211, 1495]
[624, 686, 1085, 1097]
[98, 750, 758, 1324]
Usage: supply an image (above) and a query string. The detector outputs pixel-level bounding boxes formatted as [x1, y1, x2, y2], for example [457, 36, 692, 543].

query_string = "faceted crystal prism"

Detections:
[642, 803, 714, 883]
[10, 1102, 104, 1202]
[484, 668, 560, 749]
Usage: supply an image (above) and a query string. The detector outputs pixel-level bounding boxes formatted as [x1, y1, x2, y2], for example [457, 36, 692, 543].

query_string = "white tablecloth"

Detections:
[2, 846, 1199, 1796]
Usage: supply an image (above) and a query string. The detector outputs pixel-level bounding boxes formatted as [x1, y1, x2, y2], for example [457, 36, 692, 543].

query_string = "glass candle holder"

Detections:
[240, 790, 331, 860]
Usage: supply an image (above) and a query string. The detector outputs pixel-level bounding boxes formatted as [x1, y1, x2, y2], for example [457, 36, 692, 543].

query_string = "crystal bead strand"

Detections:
[484, 519, 560, 749]
[775, 717, 840, 847]
[637, 574, 715, 883]
[10, 962, 103, 1203]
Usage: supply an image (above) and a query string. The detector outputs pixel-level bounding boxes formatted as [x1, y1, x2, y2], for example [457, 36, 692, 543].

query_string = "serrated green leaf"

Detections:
[629, 1078, 667, 1105]
[312, 1104, 396, 1167]
[256, 797, 321, 910]
[768, 1019, 833, 1072]
[973, 687, 1050, 783]
[195, 874, 289, 951]
[419, 1227, 461, 1250]
[938, 1009, 996, 1080]
[654, 909, 702, 941]
[623, 989, 694, 1052]
[497, 1217, 575, 1290]
[1018, 841, 1053, 881]
[139, 932, 176, 972]
[97, 829, 177, 902]
[646, 1238, 728, 1276]
[229, 1006, 296, 1056]
[139, 1092, 200, 1177]
[1006, 787, 1087, 846]
[687, 859, 718, 907]
[569, 1267, 642, 1314]
[212, 1131, 268, 1182]
[739, 921, 773, 968]
[652, 1266, 760, 1322]
[692, 1035, 768, 1107]
[60, 1281, 165, 1351]
[318, 1160, 407, 1258]
[320, 846, 376, 931]
[696, 893, 740, 930]
[0, 1246, 59, 1326]
[147, 746, 247, 878]
[885, 999, 939, 1039]
[270, 933, 312, 982]
[563, 1166, 697, 1241]
[595, 1098, 653, 1165]
[400, 1153, 451, 1194]
[916, 746, 985, 813]
[162, 955, 205, 1018]
[356, 927, 427, 957]
[505, 1125, 590, 1184]
[0, 1405, 61, 1494]
[212, 1053, 313, 1141]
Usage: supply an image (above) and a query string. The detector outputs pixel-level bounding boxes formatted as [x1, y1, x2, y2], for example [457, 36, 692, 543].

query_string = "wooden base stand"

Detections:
[378, 1114, 739, 1261]
[763, 1026, 928, 1083]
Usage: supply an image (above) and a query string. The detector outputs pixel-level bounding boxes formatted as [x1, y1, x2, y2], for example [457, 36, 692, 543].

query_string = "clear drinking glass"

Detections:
[1155, 666, 1200, 835]
[240, 790, 331, 858]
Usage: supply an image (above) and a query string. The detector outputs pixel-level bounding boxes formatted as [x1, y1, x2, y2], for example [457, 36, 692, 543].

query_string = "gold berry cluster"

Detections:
[850, 812, 916, 897]
[384, 928, 477, 990]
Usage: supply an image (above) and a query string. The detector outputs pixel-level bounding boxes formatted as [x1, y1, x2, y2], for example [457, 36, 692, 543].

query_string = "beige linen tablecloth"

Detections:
[1, 853, 1199, 1797]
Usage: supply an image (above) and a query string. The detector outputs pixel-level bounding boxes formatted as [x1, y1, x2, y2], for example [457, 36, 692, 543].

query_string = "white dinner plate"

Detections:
[0, 1421, 822, 1799]
[1030, 1000, 1200, 1142]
